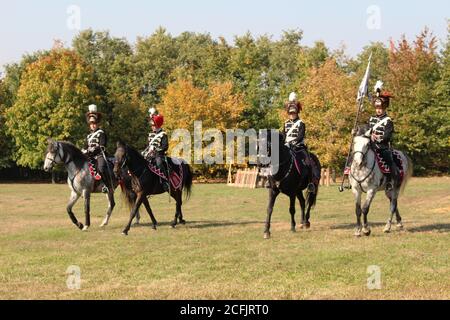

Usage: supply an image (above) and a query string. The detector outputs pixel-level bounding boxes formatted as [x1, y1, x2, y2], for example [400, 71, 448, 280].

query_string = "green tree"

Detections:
[6, 49, 98, 168]
[0, 79, 13, 168]
[300, 58, 359, 169]
[72, 29, 141, 152]
[432, 23, 450, 172]
[134, 27, 179, 107]
[386, 29, 442, 173]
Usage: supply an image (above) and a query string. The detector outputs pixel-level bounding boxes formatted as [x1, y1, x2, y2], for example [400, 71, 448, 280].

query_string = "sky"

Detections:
[0, 0, 449, 73]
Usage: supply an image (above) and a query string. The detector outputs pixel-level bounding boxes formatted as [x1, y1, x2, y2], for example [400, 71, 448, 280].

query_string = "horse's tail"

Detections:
[120, 173, 136, 210]
[400, 154, 413, 196]
[306, 153, 321, 209]
[182, 163, 193, 200]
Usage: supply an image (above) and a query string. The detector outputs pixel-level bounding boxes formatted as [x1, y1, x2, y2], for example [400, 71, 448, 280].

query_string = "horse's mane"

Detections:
[356, 124, 370, 137]
[117, 140, 147, 164]
[58, 141, 88, 170]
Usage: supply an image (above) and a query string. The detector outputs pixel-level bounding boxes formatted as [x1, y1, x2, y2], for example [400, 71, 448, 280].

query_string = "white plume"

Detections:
[289, 92, 297, 102]
[148, 107, 157, 116]
[374, 80, 384, 93]
[88, 104, 97, 112]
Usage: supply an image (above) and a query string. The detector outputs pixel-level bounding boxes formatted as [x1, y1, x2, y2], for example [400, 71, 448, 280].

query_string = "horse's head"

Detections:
[352, 135, 371, 168]
[114, 140, 127, 179]
[43, 138, 63, 172]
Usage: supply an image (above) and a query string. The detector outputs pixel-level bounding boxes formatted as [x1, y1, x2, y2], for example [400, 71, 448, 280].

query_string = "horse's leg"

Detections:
[82, 190, 91, 231]
[100, 190, 115, 227]
[67, 191, 83, 230]
[361, 189, 376, 236]
[130, 191, 140, 225]
[304, 192, 313, 229]
[142, 197, 158, 230]
[289, 195, 296, 232]
[264, 188, 280, 239]
[122, 193, 144, 236]
[297, 192, 306, 229]
[395, 208, 403, 229]
[383, 194, 396, 233]
[353, 189, 362, 237]
[170, 191, 182, 228]
[176, 191, 186, 225]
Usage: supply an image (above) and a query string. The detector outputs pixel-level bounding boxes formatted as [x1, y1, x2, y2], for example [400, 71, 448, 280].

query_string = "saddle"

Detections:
[374, 149, 405, 182]
[147, 157, 184, 190]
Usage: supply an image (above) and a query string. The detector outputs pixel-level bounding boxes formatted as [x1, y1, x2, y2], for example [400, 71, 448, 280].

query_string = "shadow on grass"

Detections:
[406, 224, 450, 233]
[132, 220, 261, 229]
[330, 222, 386, 230]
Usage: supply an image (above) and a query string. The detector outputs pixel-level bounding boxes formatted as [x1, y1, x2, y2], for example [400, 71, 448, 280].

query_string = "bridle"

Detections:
[46, 143, 63, 168]
[350, 137, 376, 188]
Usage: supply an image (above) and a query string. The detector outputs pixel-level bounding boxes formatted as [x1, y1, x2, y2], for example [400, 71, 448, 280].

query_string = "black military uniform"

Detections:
[284, 116, 306, 152]
[142, 111, 170, 192]
[83, 105, 110, 193]
[366, 87, 398, 190]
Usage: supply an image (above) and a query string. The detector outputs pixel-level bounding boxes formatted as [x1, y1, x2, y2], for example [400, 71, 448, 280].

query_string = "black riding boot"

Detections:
[386, 164, 399, 191]
[97, 157, 109, 193]
[156, 156, 170, 192]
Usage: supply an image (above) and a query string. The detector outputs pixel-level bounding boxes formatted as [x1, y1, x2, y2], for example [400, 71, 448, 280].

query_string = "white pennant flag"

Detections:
[357, 53, 372, 102]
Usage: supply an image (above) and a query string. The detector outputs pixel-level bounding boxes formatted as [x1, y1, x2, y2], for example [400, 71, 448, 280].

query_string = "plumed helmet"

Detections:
[289, 92, 298, 102]
[85, 104, 102, 124]
[152, 114, 164, 128]
[372, 80, 393, 109]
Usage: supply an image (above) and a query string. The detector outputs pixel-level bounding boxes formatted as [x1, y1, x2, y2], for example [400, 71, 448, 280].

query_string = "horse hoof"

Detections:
[179, 219, 186, 225]
[291, 228, 296, 233]
[383, 225, 391, 233]
[82, 226, 89, 232]
[396, 223, 404, 230]
[77, 223, 84, 230]
[304, 222, 311, 229]
[171, 224, 176, 229]
[152, 225, 157, 230]
[354, 229, 362, 237]
[362, 228, 371, 236]
[264, 232, 271, 239]
[121, 231, 128, 236]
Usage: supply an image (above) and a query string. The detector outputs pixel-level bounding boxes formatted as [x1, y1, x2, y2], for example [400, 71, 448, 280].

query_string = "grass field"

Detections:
[0, 177, 449, 300]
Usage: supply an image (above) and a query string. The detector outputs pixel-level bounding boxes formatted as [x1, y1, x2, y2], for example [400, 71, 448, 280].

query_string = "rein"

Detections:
[350, 142, 376, 192]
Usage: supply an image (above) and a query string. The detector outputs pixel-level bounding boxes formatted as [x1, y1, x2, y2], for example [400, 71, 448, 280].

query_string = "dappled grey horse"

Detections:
[43, 139, 138, 231]
[348, 134, 413, 237]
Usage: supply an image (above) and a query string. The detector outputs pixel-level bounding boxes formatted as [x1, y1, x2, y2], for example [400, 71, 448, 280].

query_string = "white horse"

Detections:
[43, 139, 138, 231]
[349, 135, 413, 237]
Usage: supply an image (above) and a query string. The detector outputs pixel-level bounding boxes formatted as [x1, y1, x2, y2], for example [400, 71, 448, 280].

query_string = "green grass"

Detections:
[0, 177, 449, 299]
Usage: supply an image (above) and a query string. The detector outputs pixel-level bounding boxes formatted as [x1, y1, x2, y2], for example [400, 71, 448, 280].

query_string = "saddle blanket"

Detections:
[148, 163, 183, 191]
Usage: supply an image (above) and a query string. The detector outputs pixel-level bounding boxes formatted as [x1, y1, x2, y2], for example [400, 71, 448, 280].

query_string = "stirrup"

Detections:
[101, 185, 109, 193]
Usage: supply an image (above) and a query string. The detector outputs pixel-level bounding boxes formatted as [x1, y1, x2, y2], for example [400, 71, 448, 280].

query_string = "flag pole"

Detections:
[339, 53, 372, 192]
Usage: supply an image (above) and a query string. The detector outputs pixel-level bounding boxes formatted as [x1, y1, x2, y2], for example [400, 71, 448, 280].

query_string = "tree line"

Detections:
[0, 26, 448, 178]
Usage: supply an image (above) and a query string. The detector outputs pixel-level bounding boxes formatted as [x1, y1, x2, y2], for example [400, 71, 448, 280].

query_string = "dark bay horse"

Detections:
[260, 131, 321, 239]
[43, 139, 137, 230]
[113, 141, 193, 235]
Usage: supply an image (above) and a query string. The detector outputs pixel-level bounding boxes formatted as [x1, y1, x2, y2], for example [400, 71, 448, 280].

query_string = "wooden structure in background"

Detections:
[228, 165, 266, 189]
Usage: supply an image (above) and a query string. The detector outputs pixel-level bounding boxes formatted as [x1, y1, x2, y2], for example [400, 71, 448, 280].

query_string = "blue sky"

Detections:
[0, 0, 449, 72]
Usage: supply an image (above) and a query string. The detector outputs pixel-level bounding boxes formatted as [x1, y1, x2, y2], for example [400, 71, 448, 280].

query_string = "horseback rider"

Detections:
[284, 92, 321, 191]
[82, 104, 110, 193]
[142, 108, 170, 192]
[266, 92, 320, 190]
[365, 81, 399, 191]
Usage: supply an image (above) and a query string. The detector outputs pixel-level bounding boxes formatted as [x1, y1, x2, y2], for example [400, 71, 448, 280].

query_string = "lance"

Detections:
[339, 53, 372, 192]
